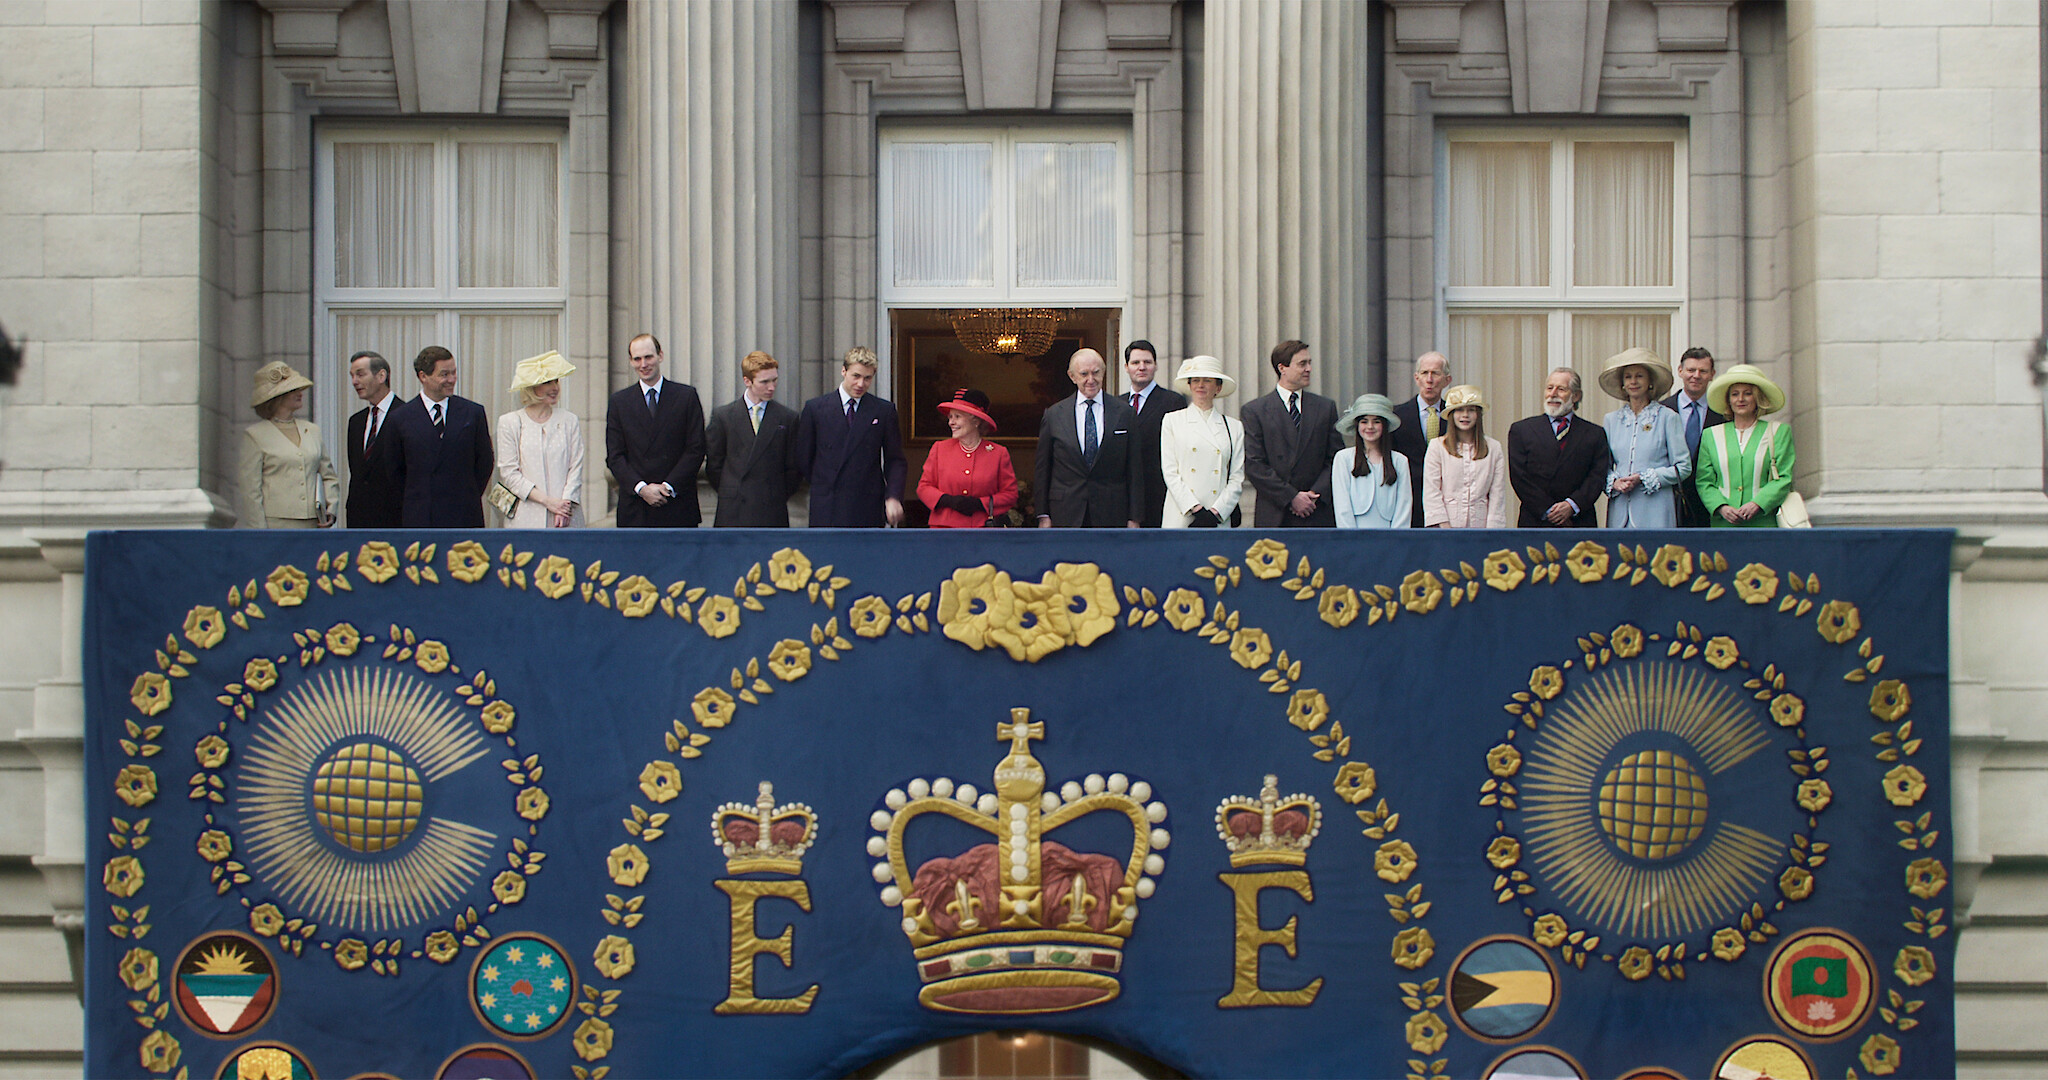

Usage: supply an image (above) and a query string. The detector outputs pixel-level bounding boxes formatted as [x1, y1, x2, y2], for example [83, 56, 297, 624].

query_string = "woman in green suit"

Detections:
[1693, 364, 1794, 528]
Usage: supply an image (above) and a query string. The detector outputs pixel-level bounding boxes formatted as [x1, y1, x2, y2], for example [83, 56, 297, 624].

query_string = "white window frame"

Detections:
[312, 124, 569, 463]
[1433, 125, 1689, 368]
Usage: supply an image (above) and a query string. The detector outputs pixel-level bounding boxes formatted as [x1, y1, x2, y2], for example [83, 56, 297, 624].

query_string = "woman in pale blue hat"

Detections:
[1598, 347, 1690, 528]
[497, 350, 584, 528]
[1331, 393, 1411, 529]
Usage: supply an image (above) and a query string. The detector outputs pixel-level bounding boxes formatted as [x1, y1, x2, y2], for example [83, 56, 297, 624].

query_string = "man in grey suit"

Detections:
[1661, 346, 1727, 528]
[1240, 339, 1344, 527]
[705, 349, 802, 527]
[1035, 349, 1142, 527]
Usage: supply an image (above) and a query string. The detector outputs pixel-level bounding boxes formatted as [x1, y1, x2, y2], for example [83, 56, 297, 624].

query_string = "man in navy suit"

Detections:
[370, 346, 494, 528]
[344, 350, 405, 528]
[1035, 348, 1142, 528]
[1507, 367, 1614, 528]
[1661, 346, 1727, 528]
[605, 333, 707, 528]
[1120, 340, 1185, 527]
[795, 346, 905, 527]
[705, 350, 802, 527]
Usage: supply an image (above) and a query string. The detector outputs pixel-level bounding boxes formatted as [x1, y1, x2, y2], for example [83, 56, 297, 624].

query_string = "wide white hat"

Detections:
[508, 350, 576, 391]
[1171, 355, 1237, 398]
[1705, 363, 1786, 416]
[1596, 347, 1674, 402]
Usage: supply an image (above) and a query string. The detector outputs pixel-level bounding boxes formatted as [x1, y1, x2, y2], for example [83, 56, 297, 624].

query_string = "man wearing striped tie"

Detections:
[1390, 351, 1451, 527]
[1507, 367, 1613, 528]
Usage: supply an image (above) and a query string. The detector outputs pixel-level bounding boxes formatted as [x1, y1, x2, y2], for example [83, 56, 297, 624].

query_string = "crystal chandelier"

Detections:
[948, 308, 1065, 357]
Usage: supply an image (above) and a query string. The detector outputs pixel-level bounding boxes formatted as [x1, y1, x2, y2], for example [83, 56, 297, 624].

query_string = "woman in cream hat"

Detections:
[1598, 347, 1691, 528]
[237, 361, 339, 528]
[497, 350, 584, 528]
[1331, 393, 1412, 529]
[1694, 363, 1794, 527]
[1157, 355, 1245, 527]
[1422, 384, 1507, 528]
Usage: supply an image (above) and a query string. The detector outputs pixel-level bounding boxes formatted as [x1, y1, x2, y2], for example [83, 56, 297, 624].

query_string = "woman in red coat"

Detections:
[918, 388, 1018, 528]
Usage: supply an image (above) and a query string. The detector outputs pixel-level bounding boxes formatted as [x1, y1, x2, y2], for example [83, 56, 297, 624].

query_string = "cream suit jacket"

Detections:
[238, 420, 339, 527]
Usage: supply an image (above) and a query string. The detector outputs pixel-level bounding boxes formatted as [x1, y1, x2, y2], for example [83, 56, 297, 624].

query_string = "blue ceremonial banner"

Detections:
[84, 529, 1954, 1079]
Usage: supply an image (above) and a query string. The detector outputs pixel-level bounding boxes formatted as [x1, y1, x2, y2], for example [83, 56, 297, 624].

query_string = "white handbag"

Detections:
[1769, 440, 1810, 528]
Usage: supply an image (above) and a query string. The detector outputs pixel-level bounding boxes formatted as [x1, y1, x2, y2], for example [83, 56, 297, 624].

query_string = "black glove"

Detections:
[1188, 507, 1222, 528]
[939, 494, 982, 515]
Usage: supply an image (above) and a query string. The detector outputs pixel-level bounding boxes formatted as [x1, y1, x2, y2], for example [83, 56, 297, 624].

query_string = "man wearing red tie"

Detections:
[344, 350, 405, 528]
[1507, 367, 1613, 528]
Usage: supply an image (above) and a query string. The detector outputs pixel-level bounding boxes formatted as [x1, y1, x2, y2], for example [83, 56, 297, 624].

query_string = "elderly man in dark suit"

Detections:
[1389, 351, 1450, 528]
[1120, 339, 1185, 527]
[795, 346, 906, 527]
[1662, 346, 1727, 528]
[1240, 339, 1344, 527]
[606, 332, 707, 528]
[1508, 367, 1614, 528]
[1035, 348, 1142, 527]
[343, 350, 405, 528]
[705, 350, 802, 527]
[370, 346, 494, 528]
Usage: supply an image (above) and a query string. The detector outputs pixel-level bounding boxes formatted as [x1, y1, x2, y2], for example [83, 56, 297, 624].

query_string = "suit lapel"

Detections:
[733, 402, 763, 472]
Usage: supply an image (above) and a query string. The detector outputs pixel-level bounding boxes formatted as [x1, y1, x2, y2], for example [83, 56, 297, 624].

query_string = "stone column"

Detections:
[17, 531, 87, 991]
[1200, 0, 1372, 405]
[626, 1, 802, 408]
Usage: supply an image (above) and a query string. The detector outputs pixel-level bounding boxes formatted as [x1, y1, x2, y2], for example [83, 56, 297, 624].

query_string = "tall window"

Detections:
[878, 127, 1129, 307]
[1438, 128, 1687, 420]
[315, 126, 567, 462]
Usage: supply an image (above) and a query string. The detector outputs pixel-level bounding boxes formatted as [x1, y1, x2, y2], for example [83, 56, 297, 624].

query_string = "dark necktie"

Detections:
[1288, 392, 1301, 429]
[1130, 392, 1140, 410]
[845, 397, 857, 425]
[1685, 401, 1703, 455]
[645, 386, 658, 415]
[1083, 398, 1099, 466]
[431, 402, 445, 435]
[366, 405, 381, 450]
[1552, 415, 1569, 441]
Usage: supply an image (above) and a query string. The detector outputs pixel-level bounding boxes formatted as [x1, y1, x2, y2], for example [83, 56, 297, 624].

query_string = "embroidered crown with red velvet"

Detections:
[710, 781, 817, 875]
[1214, 774, 1321, 867]
[866, 710, 1169, 1014]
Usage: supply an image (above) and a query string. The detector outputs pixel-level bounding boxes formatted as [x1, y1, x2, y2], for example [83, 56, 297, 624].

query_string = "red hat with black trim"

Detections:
[937, 387, 997, 433]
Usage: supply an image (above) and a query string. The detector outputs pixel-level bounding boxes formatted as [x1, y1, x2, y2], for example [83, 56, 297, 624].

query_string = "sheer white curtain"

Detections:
[1449, 313, 1550, 422]
[890, 143, 994, 288]
[1573, 142, 1673, 287]
[459, 143, 560, 289]
[333, 143, 435, 288]
[1014, 142, 1118, 287]
[1448, 142, 1549, 287]
[332, 313, 439, 389]
[460, 313, 561, 415]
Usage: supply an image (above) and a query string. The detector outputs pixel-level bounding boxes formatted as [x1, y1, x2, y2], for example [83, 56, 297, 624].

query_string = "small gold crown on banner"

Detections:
[710, 781, 817, 875]
[867, 709, 1169, 1014]
[1214, 774, 1321, 867]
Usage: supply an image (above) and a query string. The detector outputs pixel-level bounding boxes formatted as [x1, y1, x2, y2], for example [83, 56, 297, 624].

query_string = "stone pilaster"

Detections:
[1200, 0, 1372, 405]
[626, 0, 801, 408]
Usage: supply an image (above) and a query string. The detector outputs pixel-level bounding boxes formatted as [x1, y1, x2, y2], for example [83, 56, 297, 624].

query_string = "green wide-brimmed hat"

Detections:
[1335, 393, 1401, 434]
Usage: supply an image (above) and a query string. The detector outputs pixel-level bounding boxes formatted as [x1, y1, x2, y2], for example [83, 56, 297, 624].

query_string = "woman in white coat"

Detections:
[1331, 394, 1412, 529]
[1157, 355, 1246, 528]
[238, 361, 339, 528]
[1598, 347, 1691, 529]
[497, 350, 585, 528]
[1421, 384, 1508, 528]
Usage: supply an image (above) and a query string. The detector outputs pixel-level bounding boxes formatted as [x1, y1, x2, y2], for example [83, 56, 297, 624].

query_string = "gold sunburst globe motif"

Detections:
[311, 742, 424, 853]
[1596, 749, 1709, 860]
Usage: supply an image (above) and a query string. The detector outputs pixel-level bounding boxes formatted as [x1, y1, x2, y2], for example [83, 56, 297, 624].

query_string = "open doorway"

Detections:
[852, 1030, 1182, 1080]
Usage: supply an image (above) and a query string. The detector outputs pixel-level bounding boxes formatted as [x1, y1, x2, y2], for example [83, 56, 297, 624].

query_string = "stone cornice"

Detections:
[0, 489, 234, 533]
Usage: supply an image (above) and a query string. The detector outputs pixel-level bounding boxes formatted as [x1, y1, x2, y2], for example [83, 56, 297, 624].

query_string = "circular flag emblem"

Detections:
[1762, 929, 1875, 1041]
[215, 1043, 314, 1080]
[1449, 936, 1559, 1043]
[437, 1044, 534, 1080]
[1482, 1046, 1585, 1080]
[1714, 1035, 1814, 1080]
[173, 932, 277, 1039]
[468, 933, 575, 1040]
[1616, 1070, 1686, 1079]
